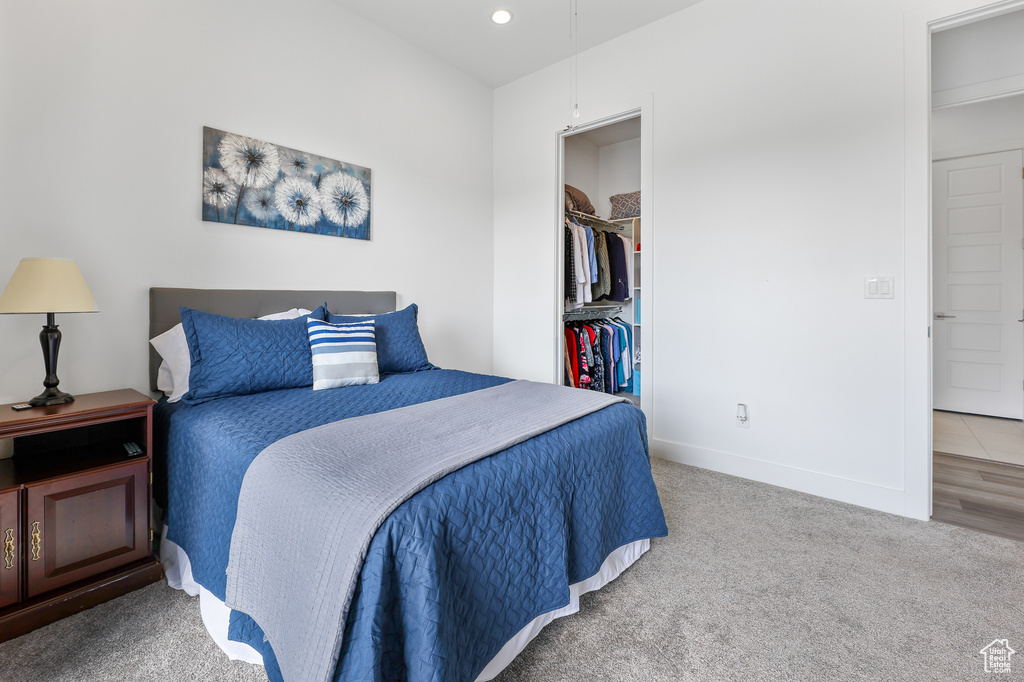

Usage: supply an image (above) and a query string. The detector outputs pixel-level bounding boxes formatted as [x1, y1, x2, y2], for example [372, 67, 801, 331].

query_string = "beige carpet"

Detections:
[1, 457, 1021, 681]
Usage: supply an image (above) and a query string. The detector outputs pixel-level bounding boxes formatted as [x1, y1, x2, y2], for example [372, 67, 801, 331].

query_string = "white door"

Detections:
[933, 149, 1024, 419]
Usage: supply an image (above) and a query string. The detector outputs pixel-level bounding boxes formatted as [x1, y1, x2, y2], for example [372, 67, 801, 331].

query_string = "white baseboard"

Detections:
[651, 439, 916, 519]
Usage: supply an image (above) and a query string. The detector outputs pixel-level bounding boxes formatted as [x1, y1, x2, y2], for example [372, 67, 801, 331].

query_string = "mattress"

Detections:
[156, 368, 667, 681]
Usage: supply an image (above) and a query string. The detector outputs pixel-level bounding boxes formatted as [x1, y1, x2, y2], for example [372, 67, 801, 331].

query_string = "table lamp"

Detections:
[0, 258, 98, 406]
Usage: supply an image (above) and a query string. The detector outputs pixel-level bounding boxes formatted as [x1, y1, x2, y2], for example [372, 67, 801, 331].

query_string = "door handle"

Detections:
[30, 521, 40, 561]
[3, 528, 13, 570]
[934, 313, 957, 319]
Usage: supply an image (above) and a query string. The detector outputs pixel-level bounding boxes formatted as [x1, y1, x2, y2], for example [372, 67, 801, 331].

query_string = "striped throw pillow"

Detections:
[306, 318, 379, 390]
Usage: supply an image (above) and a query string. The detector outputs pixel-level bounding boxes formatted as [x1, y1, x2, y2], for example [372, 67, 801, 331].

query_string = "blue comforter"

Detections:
[156, 369, 667, 682]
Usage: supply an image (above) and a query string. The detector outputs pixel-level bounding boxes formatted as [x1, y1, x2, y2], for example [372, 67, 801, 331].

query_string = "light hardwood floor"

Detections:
[932, 453, 1024, 543]
[933, 410, 1024, 466]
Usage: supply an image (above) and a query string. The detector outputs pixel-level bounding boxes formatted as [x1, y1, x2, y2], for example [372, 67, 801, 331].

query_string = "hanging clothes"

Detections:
[613, 318, 633, 392]
[605, 232, 630, 302]
[577, 326, 592, 388]
[564, 225, 577, 305]
[563, 316, 634, 396]
[563, 327, 579, 387]
[591, 228, 611, 300]
[574, 223, 593, 303]
[596, 324, 612, 394]
[565, 220, 588, 310]
[605, 322, 621, 392]
[585, 324, 605, 392]
[581, 223, 598, 285]
[571, 222, 590, 306]
[620, 235, 634, 292]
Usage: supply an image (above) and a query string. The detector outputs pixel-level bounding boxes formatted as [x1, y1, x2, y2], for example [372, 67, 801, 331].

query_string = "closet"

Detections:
[561, 117, 643, 407]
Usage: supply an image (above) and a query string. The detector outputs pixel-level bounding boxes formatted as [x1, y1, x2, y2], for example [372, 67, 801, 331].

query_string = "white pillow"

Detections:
[156, 356, 176, 393]
[151, 307, 312, 402]
[258, 308, 313, 321]
[151, 324, 190, 403]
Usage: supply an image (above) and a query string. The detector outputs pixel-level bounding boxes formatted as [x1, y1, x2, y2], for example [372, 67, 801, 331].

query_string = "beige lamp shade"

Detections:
[0, 258, 98, 314]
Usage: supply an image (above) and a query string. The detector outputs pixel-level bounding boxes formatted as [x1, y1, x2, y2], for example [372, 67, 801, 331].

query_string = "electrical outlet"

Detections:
[736, 403, 750, 429]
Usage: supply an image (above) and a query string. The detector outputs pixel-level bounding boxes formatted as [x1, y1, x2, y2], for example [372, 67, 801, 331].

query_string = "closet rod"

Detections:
[563, 305, 623, 321]
[566, 210, 626, 231]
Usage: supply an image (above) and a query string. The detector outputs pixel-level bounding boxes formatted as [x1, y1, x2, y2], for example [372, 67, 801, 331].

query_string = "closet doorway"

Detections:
[557, 110, 652, 423]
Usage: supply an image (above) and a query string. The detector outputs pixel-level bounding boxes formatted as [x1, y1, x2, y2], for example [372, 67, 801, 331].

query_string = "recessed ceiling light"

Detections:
[492, 9, 513, 25]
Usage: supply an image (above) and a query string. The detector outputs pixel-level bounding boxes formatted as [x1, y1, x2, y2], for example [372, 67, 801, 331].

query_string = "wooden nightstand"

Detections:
[0, 389, 163, 642]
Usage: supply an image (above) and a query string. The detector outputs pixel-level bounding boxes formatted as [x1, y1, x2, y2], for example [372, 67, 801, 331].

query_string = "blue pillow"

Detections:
[180, 305, 327, 404]
[327, 304, 432, 375]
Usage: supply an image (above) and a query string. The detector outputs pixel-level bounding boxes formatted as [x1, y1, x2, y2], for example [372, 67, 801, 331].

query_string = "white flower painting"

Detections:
[202, 168, 238, 222]
[319, 172, 369, 229]
[201, 126, 371, 240]
[275, 176, 322, 227]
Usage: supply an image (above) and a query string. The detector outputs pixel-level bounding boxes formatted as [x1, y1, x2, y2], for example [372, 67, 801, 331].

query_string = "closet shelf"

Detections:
[567, 210, 627, 231]
[563, 305, 623, 321]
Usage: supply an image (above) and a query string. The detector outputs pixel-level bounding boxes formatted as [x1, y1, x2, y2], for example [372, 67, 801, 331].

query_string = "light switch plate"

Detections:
[865, 276, 894, 299]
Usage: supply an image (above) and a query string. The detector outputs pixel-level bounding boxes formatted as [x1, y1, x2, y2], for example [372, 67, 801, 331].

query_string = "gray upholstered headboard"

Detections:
[149, 288, 397, 392]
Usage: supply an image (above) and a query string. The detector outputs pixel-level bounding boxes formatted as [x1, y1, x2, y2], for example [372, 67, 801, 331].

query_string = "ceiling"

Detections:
[328, 0, 706, 88]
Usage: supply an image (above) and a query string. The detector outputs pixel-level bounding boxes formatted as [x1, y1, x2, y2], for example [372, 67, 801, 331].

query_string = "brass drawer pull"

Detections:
[30, 521, 41, 561]
[3, 529, 13, 570]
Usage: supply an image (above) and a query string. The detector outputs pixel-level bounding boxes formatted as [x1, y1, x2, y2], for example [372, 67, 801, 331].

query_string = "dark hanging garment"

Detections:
[591, 230, 611, 300]
[565, 225, 577, 304]
[574, 326, 587, 388]
[585, 325, 605, 392]
[606, 232, 629, 302]
[601, 326, 615, 394]
[577, 329, 592, 388]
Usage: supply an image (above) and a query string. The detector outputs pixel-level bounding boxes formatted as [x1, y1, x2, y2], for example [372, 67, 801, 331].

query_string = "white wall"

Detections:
[932, 8, 1024, 93]
[494, 0, 939, 517]
[932, 94, 1024, 156]
[564, 134, 641, 220]
[564, 136, 600, 207]
[597, 139, 641, 219]
[0, 0, 494, 405]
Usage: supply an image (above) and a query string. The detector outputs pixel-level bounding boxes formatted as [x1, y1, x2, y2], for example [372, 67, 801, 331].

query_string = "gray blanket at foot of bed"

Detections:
[225, 379, 627, 682]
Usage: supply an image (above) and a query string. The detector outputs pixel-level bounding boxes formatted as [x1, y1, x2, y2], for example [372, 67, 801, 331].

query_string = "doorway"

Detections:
[932, 148, 1024, 467]
[931, 149, 1024, 467]
[931, 12, 1024, 467]
[928, 6, 1024, 541]
[556, 108, 653, 425]
[932, 149, 1024, 422]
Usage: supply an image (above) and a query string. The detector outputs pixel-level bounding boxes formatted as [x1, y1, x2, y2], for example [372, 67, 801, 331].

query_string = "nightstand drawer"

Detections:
[24, 460, 149, 598]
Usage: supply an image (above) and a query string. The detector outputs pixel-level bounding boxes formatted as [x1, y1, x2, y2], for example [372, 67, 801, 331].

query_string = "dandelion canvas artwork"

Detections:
[201, 126, 371, 240]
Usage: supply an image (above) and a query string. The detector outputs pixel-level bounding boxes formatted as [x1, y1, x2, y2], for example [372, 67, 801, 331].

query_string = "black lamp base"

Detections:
[30, 313, 75, 407]
[28, 387, 74, 407]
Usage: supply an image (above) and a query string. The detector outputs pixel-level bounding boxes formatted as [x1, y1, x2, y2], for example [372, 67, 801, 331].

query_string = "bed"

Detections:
[150, 288, 667, 682]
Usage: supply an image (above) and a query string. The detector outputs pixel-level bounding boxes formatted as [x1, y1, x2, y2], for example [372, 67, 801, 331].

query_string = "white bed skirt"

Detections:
[160, 528, 650, 680]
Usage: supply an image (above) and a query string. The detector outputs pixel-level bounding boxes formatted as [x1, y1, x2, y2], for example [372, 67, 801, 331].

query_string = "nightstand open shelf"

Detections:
[0, 389, 162, 642]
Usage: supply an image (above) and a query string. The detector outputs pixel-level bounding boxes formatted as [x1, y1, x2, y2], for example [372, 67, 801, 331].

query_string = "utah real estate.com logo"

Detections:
[980, 639, 1015, 674]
